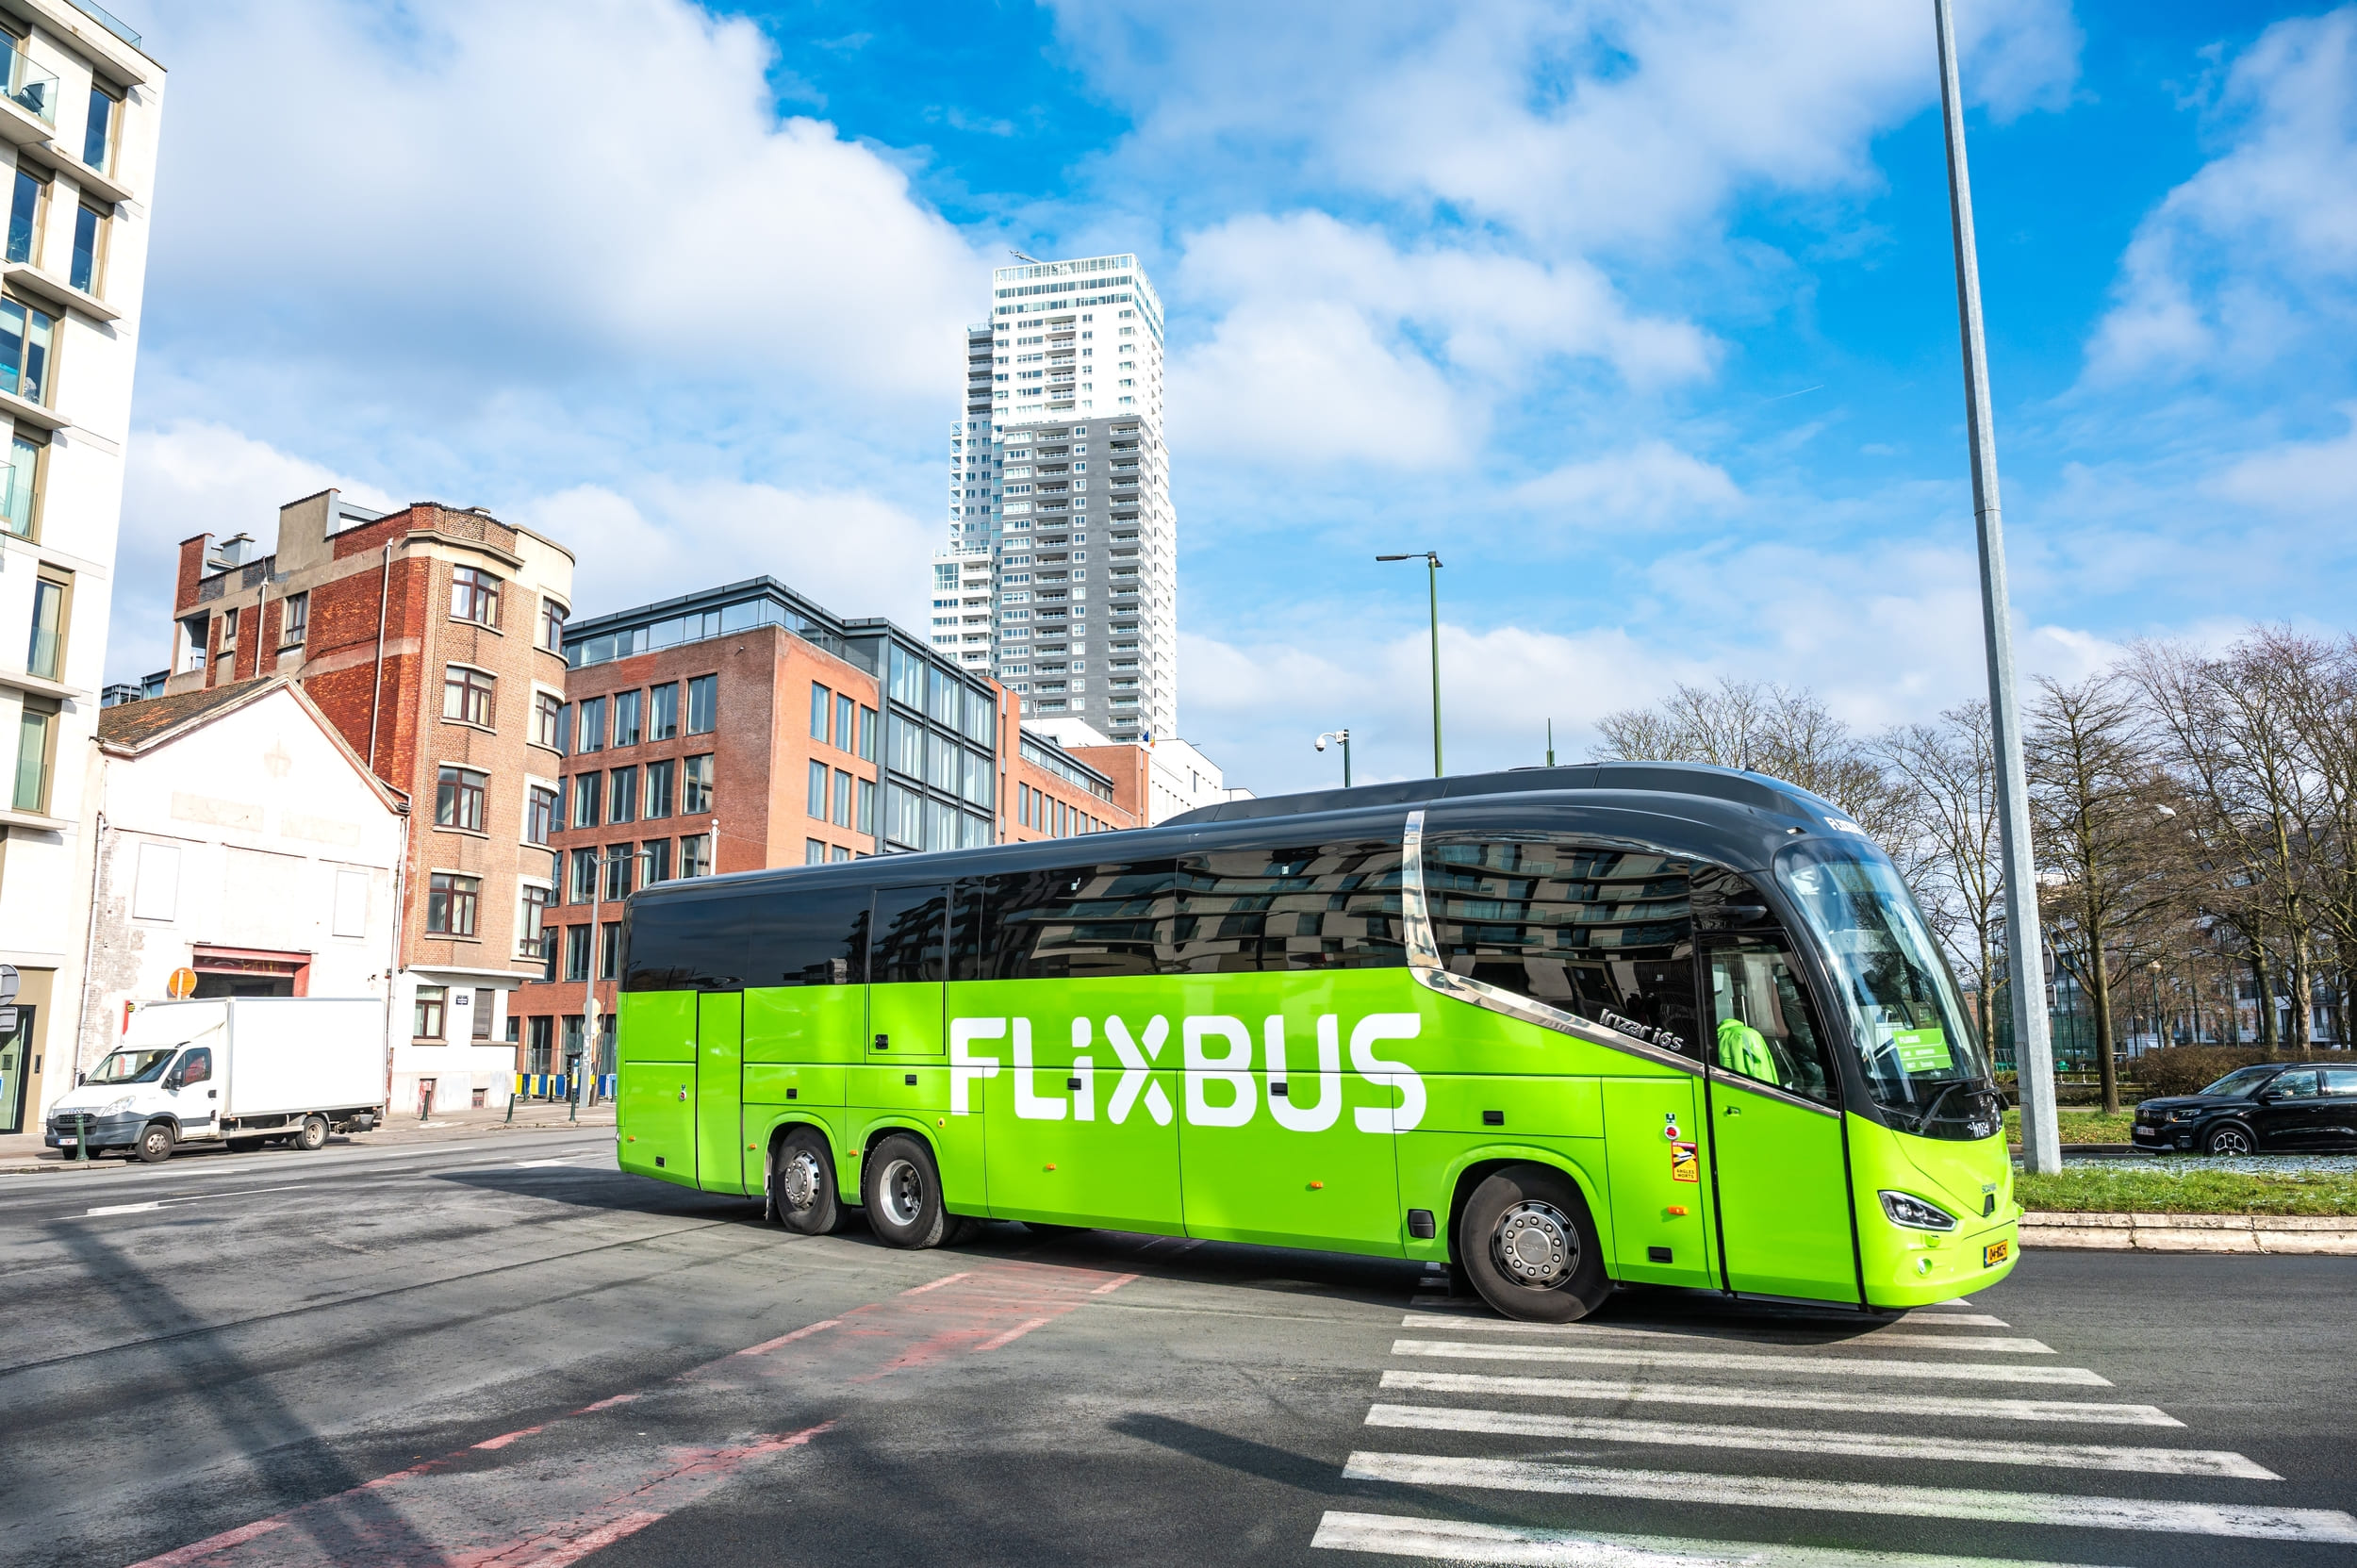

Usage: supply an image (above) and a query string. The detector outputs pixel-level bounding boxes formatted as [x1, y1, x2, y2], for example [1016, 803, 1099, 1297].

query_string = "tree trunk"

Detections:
[2290, 941, 2315, 1053]
[2090, 938, 2120, 1115]
[2253, 950, 2278, 1049]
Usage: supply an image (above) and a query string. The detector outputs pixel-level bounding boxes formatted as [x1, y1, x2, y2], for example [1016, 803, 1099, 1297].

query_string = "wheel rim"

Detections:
[2212, 1127, 2251, 1155]
[1492, 1199, 1577, 1289]
[877, 1157, 924, 1227]
[780, 1149, 823, 1213]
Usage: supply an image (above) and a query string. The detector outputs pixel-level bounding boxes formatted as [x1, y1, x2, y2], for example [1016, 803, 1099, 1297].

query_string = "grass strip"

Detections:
[2003, 1108, 2137, 1145]
[2018, 1165, 2357, 1217]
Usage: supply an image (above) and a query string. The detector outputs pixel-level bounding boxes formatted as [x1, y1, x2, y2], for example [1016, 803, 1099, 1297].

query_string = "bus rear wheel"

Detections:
[863, 1133, 950, 1249]
[1459, 1164, 1609, 1323]
[771, 1129, 841, 1235]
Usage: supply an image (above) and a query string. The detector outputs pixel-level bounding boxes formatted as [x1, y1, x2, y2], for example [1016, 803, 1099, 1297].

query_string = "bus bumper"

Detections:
[1863, 1210, 2020, 1308]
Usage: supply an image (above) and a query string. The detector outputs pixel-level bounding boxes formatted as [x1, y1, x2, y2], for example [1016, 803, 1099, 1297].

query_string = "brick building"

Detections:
[163, 491, 574, 1111]
[509, 577, 1022, 1081]
[1009, 727, 1134, 843]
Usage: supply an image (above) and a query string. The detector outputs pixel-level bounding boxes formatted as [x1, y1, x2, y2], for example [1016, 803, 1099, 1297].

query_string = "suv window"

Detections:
[2324, 1068, 2357, 1096]
[2271, 1069, 2322, 1098]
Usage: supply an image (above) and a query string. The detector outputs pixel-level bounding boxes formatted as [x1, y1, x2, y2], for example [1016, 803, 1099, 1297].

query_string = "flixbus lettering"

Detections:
[614, 761, 2019, 1324]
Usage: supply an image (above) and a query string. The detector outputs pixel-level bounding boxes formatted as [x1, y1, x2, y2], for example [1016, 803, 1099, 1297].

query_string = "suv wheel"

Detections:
[2203, 1123, 2254, 1157]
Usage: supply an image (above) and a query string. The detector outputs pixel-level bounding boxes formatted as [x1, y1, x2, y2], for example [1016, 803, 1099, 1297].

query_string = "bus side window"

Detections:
[1423, 831, 1702, 1060]
[869, 886, 948, 983]
[1168, 840, 1405, 974]
[1707, 942, 1837, 1104]
[984, 861, 1172, 980]
[739, 883, 869, 987]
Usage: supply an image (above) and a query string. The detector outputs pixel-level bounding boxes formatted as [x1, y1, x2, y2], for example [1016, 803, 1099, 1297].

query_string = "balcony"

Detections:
[0, 44, 55, 147]
[4, 261, 116, 322]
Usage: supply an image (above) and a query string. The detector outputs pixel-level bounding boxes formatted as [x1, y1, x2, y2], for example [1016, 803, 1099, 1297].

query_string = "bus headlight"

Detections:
[1879, 1190, 1958, 1232]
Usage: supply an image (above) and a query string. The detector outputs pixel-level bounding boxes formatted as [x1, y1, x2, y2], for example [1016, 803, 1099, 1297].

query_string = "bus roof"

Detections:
[1162, 760, 1834, 829]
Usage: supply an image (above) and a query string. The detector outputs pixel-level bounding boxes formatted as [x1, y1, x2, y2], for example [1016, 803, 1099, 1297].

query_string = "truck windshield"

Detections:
[89, 1048, 175, 1084]
[1773, 840, 1994, 1136]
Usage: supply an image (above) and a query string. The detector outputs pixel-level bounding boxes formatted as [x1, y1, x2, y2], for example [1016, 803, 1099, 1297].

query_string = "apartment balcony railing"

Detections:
[0, 43, 56, 135]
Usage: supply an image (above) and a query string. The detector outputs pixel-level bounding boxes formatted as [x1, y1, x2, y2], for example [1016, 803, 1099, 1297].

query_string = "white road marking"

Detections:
[1310, 1510, 2129, 1567]
[1361, 1404, 2276, 1478]
[511, 1159, 583, 1168]
[1393, 1339, 2111, 1387]
[1340, 1454, 2357, 1543]
[1398, 1314, 2052, 1354]
[1376, 1369, 2181, 1427]
[83, 1183, 311, 1218]
[1896, 1312, 2009, 1328]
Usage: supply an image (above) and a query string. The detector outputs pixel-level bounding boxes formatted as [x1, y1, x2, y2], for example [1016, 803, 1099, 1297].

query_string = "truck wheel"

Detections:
[135, 1123, 175, 1164]
[293, 1114, 330, 1152]
[1458, 1164, 1611, 1324]
[861, 1133, 949, 1249]
[770, 1129, 841, 1236]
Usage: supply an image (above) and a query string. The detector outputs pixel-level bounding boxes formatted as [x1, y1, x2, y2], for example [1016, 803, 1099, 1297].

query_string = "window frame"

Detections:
[425, 872, 481, 937]
[26, 567, 69, 682]
[450, 566, 503, 628]
[442, 664, 496, 729]
[539, 596, 567, 652]
[684, 674, 717, 735]
[280, 590, 308, 647]
[434, 764, 488, 834]
[413, 984, 447, 1041]
[1, 426, 45, 540]
[532, 689, 564, 751]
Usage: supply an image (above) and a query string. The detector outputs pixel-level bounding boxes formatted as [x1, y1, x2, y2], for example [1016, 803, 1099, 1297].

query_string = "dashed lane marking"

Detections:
[1310, 1510, 2127, 1567]
[1393, 1339, 2112, 1386]
[1338, 1454, 2357, 1543]
[1361, 1403, 2278, 1478]
[84, 1184, 311, 1218]
[1376, 1369, 2181, 1427]
[1396, 1314, 2054, 1354]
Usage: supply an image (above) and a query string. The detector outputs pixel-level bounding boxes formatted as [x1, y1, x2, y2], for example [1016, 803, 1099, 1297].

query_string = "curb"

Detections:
[2024, 1211, 2357, 1254]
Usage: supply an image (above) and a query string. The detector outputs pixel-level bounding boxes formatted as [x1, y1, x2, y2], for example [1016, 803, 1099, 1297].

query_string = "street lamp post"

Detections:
[1315, 729, 1352, 787]
[1932, 0, 2060, 1173]
[1376, 552, 1443, 777]
[581, 843, 635, 1119]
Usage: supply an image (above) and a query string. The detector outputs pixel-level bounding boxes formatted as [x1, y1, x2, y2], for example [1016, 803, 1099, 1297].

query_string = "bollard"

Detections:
[505, 1087, 517, 1125]
[74, 1112, 90, 1164]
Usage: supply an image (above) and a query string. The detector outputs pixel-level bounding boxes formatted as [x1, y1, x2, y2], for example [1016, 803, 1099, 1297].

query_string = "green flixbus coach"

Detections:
[614, 761, 2019, 1321]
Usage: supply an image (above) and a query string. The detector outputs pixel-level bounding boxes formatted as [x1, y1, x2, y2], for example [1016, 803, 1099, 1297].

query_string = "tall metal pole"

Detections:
[1935, 0, 2059, 1174]
[1426, 556, 1443, 778]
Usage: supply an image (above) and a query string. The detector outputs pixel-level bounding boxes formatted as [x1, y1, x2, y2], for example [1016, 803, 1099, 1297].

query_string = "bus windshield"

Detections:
[1773, 841, 1993, 1133]
[88, 1048, 175, 1085]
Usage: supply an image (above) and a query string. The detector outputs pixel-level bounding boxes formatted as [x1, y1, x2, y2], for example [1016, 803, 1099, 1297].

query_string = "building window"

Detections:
[2, 429, 42, 539]
[857, 776, 876, 834]
[281, 591, 308, 646]
[810, 682, 830, 742]
[444, 666, 495, 728]
[569, 847, 597, 903]
[426, 872, 480, 936]
[69, 202, 105, 295]
[807, 758, 827, 819]
[859, 704, 878, 761]
[832, 768, 852, 829]
[613, 687, 641, 748]
[175, 613, 206, 674]
[643, 758, 673, 818]
[26, 569, 67, 681]
[638, 837, 671, 885]
[451, 566, 501, 627]
[435, 766, 487, 833]
[648, 681, 678, 741]
[832, 845, 853, 864]
[683, 753, 714, 814]
[685, 674, 717, 734]
[414, 985, 446, 1040]
[83, 84, 118, 173]
[836, 693, 855, 754]
[5, 167, 42, 266]
[600, 921, 622, 980]
[526, 784, 558, 845]
[575, 694, 605, 752]
[602, 845, 632, 901]
[527, 1015, 553, 1075]
[518, 884, 550, 960]
[564, 924, 591, 982]
[0, 296, 56, 404]
[680, 834, 710, 878]
[217, 604, 239, 656]
[540, 597, 567, 652]
[806, 837, 826, 865]
[608, 766, 637, 824]
[12, 700, 54, 813]
[570, 771, 602, 829]
[534, 691, 563, 750]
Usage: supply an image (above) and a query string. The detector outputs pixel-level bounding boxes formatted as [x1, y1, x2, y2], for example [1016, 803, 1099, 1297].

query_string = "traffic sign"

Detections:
[0, 962, 17, 1005]
[167, 966, 200, 999]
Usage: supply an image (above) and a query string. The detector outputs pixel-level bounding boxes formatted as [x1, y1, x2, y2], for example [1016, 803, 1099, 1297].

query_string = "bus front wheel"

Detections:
[1459, 1164, 1609, 1323]
[863, 1133, 951, 1249]
[772, 1129, 841, 1235]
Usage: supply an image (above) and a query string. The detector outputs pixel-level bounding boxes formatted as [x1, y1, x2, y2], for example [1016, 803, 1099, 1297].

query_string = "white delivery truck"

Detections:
[45, 998, 386, 1164]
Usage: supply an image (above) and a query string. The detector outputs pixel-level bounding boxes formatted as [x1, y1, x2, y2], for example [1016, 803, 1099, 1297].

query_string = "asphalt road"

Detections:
[3, 1133, 2354, 1568]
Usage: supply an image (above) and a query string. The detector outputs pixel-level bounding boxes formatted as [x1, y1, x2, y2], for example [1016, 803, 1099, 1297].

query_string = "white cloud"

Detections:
[2085, 8, 2357, 384]
[1511, 441, 1743, 526]
[2207, 404, 2357, 515]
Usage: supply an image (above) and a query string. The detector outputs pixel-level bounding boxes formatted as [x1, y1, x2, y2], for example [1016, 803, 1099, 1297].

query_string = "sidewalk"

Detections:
[0, 1100, 616, 1175]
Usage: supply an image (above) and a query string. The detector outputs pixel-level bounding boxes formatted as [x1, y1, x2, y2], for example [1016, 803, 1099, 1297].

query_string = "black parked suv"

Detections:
[2132, 1063, 2357, 1155]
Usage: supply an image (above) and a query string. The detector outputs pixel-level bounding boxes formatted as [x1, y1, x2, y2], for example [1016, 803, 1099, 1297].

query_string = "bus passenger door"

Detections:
[696, 991, 746, 1195]
[618, 991, 698, 1186]
[1704, 939, 1858, 1304]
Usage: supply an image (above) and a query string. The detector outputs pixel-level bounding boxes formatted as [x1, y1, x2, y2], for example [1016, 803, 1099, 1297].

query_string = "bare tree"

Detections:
[1871, 701, 2004, 1050]
[2026, 672, 2166, 1114]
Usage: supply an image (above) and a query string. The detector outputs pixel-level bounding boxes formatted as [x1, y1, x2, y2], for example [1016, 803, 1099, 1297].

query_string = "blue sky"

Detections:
[112, 0, 2353, 795]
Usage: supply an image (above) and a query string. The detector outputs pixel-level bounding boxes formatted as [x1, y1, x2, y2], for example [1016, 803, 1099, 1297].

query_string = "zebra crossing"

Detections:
[1311, 1271, 2357, 1565]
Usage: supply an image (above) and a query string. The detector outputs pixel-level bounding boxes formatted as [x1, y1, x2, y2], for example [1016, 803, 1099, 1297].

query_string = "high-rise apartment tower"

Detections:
[928, 253, 1173, 746]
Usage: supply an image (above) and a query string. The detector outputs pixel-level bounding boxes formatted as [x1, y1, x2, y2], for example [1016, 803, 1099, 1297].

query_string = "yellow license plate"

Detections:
[1983, 1240, 2009, 1268]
